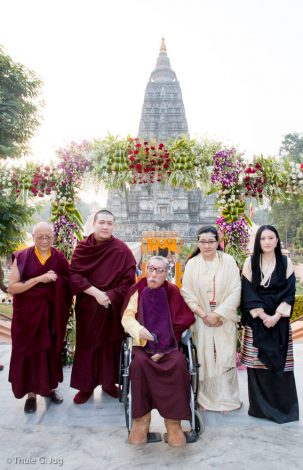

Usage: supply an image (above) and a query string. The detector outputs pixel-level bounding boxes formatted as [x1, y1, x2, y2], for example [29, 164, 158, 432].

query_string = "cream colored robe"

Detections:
[181, 251, 241, 411]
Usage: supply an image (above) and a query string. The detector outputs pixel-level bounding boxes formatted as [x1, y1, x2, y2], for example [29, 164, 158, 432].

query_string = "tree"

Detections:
[279, 132, 303, 163]
[270, 195, 303, 248]
[274, 133, 303, 250]
[0, 47, 43, 291]
[294, 224, 303, 249]
[0, 46, 42, 159]
[0, 195, 35, 292]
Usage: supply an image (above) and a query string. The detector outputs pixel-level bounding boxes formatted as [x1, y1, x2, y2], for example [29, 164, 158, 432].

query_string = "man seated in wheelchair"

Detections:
[121, 256, 195, 447]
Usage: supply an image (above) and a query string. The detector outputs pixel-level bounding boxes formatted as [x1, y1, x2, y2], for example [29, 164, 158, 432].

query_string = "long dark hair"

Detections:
[187, 226, 222, 262]
[251, 224, 286, 287]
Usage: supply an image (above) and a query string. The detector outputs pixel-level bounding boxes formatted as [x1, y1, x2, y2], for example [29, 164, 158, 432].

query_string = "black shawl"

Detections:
[241, 259, 296, 373]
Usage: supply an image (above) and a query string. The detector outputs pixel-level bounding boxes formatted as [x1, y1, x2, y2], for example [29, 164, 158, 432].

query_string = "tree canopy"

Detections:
[279, 132, 303, 163]
[0, 46, 42, 159]
[0, 47, 43, 290]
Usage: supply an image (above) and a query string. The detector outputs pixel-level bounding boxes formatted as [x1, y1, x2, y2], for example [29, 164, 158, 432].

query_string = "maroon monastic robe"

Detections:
[122, 278, 195, 419]
[69, 234, 136, 392]
[9, 247, 71, 398]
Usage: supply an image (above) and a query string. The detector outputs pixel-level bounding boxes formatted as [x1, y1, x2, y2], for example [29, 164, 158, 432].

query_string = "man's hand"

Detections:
[139, 327, 155, 341]
[94, 290, 111, 308]
[151, 353, 164, 362]
[40, 270, 57, 283]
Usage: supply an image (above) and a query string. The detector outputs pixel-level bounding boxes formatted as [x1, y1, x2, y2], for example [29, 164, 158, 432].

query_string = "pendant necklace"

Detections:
[209, 275, 216, 312]
[260, 256, 275, 288]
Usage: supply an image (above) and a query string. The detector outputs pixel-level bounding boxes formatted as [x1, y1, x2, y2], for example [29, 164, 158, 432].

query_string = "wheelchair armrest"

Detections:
[181, 329, 192, 346]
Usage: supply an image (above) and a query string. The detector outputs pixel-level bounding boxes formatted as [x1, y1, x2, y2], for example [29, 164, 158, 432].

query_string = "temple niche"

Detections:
[107, 38, 217, 241]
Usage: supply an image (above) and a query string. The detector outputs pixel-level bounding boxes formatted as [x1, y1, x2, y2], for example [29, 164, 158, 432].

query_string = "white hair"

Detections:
[147, 256, 169, 271]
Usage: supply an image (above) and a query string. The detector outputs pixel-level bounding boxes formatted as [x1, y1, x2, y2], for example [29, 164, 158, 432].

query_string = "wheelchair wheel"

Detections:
[194, 409, 205, 436]
[119, 340, 131, 404]
[190, 341, 199, 399]
[118, 345, 124, 403]
[125, 384, 132, 432]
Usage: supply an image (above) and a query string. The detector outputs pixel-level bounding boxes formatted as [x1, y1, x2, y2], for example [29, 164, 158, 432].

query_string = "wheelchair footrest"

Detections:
[163, 431, 198, 444]
[147, 432, 162, 443]
[184, 430, 198, 443]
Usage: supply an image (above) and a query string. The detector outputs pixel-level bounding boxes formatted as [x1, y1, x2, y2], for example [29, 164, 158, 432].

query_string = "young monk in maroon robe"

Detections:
[121, 256, 195, 448]
[70, 209, 136, 404]
[7, 222, 71, 414]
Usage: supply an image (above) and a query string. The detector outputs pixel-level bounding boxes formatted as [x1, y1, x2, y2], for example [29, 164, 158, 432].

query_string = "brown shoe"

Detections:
[164, 419, 186, 448]
[73, 390, 93, 404]
[128, 412, 151, 445]
[0, 364, 4, 371]
[24, 397, 37, 414]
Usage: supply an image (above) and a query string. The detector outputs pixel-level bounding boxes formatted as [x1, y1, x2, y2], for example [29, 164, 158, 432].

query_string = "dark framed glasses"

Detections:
[146, 266, 165, 274]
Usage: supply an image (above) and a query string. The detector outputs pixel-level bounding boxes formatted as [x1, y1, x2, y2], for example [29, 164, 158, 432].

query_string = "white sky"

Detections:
[1, 0, 303, 162]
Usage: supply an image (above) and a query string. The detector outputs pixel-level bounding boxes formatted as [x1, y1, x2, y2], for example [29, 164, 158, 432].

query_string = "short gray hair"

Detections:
[147, 256, 169, 271]
[32, 222, 53, 235]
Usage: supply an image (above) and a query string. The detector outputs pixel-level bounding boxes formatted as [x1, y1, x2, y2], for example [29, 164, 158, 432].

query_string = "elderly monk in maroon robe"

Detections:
[7, 222, 71, 414]
[70, 209, 136, 404]
[121, 256, 195, 448]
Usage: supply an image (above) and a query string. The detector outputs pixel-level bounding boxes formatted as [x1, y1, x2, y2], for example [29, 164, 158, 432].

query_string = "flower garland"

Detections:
[287, 161, 303, 194]
[0, 142, 90, 260]
[210, 148, 251, 263]
[51, 141, 90, 257]
[244, 162, 265, 200]
[1, 137, 303, 270]
[127, 138, 171, 184]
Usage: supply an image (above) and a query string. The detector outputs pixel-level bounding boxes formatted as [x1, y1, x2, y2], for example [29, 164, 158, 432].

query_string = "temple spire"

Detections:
[160, 37, 167, 53]
[138, 39, 188, 142]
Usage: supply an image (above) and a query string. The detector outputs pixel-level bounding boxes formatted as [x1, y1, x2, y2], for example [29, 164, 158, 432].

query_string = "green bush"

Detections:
[0, 303, 12, 320]
[292, 295, 303, 322]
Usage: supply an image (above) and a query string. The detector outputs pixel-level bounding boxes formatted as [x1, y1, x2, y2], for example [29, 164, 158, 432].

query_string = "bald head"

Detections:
[33, 222, 53, 235]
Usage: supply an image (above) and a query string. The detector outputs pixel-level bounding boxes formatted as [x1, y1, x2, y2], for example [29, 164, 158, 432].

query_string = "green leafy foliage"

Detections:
[0, 195, 35, 257]
[0, 46, 43, 158]
[292, 295, 303, 322]
[280, 133, 303, 164]
[270, 195, 303, 248]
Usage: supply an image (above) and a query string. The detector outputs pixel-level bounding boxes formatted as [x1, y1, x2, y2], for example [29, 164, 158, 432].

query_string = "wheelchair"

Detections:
[119, 329, 204, 443]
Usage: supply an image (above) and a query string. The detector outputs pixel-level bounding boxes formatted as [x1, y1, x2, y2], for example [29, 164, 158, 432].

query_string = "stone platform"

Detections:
[0, 343, 302, 470]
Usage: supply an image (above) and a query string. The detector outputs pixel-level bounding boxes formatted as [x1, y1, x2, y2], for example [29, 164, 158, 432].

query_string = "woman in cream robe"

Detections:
[181, 226, 241, 412]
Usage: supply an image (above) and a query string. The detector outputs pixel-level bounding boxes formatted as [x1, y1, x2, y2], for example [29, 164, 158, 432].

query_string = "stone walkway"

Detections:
[0, 343, 302, 470]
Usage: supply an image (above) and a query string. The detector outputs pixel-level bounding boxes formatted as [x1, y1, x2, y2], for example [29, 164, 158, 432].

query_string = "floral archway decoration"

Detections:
[1, 135, 303, 265]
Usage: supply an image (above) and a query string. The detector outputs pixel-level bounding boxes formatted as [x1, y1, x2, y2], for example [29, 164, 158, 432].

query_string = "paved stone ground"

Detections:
[0, 343, 302, 470]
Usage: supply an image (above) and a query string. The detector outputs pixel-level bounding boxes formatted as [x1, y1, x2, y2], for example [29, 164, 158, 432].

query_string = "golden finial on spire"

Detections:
[160, 37, 167, 52]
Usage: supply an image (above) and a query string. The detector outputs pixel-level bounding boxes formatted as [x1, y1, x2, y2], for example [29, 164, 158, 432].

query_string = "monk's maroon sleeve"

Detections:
[69, 244, 92, 295]
[106, 250, 136, 308]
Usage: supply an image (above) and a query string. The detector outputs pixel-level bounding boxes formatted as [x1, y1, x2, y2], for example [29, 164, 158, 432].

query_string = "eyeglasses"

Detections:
[198, 240, 217, 245]
[146, 266, 166, 274]
[35, 235, 52, 241]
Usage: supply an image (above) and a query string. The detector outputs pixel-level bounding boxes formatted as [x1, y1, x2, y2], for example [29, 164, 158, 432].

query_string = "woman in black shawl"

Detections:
[240, 225, 299, 423]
